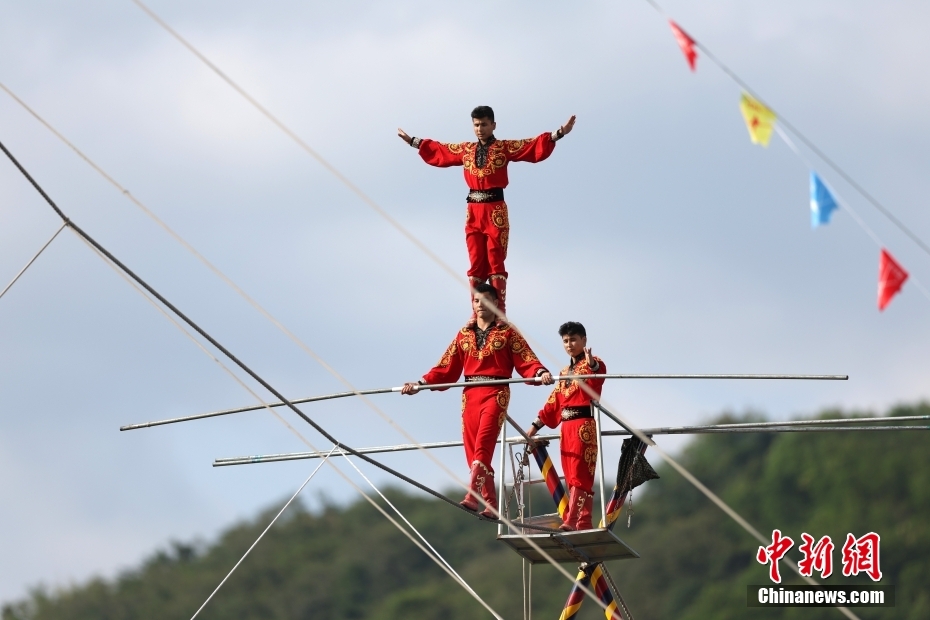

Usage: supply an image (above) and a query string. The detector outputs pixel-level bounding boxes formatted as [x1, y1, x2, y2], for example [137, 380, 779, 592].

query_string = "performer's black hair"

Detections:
[471, 106, 495, 122]
[473, 281, 498, 300]
[558, 321, 586, 337]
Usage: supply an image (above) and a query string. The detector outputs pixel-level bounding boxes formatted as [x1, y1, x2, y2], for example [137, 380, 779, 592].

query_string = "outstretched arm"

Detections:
[550, 115, 576, 142]
[398, 128, 413, 145]
[505, 115, 575, 163]
[397, 128, 422, 148]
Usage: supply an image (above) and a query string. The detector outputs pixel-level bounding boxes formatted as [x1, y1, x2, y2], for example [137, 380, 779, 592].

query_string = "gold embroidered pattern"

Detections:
[461, 392, 467, 434]
[436, 340, 458, 368]
[578, 419, 596, 444]
[558, 370, 578, 398]
[504, 138, 531, 154]
[584, 445, 598, 475]
[444, 142, 465, 154]
[557, 358, 602, 397]
[496, 388, 511, 410]
[509, 331, 540, 363]
[491, 203, 509, 229]
[460, 326, 507, 361]
[462, 142, 507, 178]
[499, 229, 509, 251]
[579, 419, 598, 475]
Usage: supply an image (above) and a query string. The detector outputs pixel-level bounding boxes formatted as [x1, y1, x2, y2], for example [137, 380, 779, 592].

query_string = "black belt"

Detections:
[561, 406, 593, 421]
[466, 188, 504, 203]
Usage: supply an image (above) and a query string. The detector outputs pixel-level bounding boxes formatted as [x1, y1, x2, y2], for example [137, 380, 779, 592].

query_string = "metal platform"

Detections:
[497, 526, 640, 565]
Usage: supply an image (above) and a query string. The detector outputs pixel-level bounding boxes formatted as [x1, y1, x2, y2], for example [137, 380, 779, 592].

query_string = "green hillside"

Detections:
[3, 403, 928, 619]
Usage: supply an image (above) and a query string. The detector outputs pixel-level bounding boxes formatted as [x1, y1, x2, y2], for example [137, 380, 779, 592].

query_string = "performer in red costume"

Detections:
[398, 106, 575, 322]
[401, 283, 554, 518]
[526, 321, 605, 531]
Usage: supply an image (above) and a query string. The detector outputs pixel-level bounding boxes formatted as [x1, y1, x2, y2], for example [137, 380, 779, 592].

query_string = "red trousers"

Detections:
[560, 418, 598, 491]
[465, 201, 509, 280]
[461, 385, 510, 472]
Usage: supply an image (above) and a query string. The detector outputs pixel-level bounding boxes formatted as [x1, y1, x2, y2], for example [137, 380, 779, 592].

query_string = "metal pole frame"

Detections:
[595, 403, 607, 528]
[498, 416, 507, 537]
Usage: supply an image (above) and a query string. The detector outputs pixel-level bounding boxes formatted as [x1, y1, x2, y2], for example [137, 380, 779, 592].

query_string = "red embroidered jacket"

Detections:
[537, 356, 606, 428]
[417, 134, 556, 190]
[421, 324, 548, 387]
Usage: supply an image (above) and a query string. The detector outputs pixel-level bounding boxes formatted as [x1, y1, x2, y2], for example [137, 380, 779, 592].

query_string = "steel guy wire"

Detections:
[189, 447, 336, 620]
[0, 222, 66, 302]
[335, 448, 501, 620]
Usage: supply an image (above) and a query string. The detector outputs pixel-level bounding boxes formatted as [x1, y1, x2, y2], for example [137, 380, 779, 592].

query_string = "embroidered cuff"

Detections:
[589, 360, 599, 372]
[410, 137, 422, 148]
[531, 418, 544, 430]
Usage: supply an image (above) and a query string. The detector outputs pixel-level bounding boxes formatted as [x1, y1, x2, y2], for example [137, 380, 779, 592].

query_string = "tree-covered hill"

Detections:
[3, 403, 927, 620]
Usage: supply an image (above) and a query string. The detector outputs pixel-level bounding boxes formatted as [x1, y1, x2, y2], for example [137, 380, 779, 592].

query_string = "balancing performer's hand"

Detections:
[560, 115, 577, 136]
[400, 382, 421, 395]
[525, 424, 540, 453]
[397, 128, 413, 145]
[539, 371, 554, 385]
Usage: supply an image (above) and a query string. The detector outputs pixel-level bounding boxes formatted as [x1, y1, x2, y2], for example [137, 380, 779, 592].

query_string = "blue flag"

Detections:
[810, 172, 838, 228]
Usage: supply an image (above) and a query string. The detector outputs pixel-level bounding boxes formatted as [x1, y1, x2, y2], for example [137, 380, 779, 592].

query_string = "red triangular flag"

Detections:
[877, 248, 908, 311]
[669, 20, 697, 71]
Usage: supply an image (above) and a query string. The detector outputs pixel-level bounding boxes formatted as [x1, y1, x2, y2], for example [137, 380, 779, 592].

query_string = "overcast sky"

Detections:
[0, 0, 928, 604]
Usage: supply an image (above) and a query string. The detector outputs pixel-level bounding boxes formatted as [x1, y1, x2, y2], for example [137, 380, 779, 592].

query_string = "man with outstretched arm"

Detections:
[526, 321, 605, 531]
[398, 106, 575, 323]
[401, 283, 554, 518]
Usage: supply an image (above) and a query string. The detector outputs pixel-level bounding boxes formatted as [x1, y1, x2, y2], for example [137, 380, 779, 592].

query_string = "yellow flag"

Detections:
[739, 92, 777, 147]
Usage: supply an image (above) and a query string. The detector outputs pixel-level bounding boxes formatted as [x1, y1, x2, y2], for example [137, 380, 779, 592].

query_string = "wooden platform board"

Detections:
[497, 527, 640, 564]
